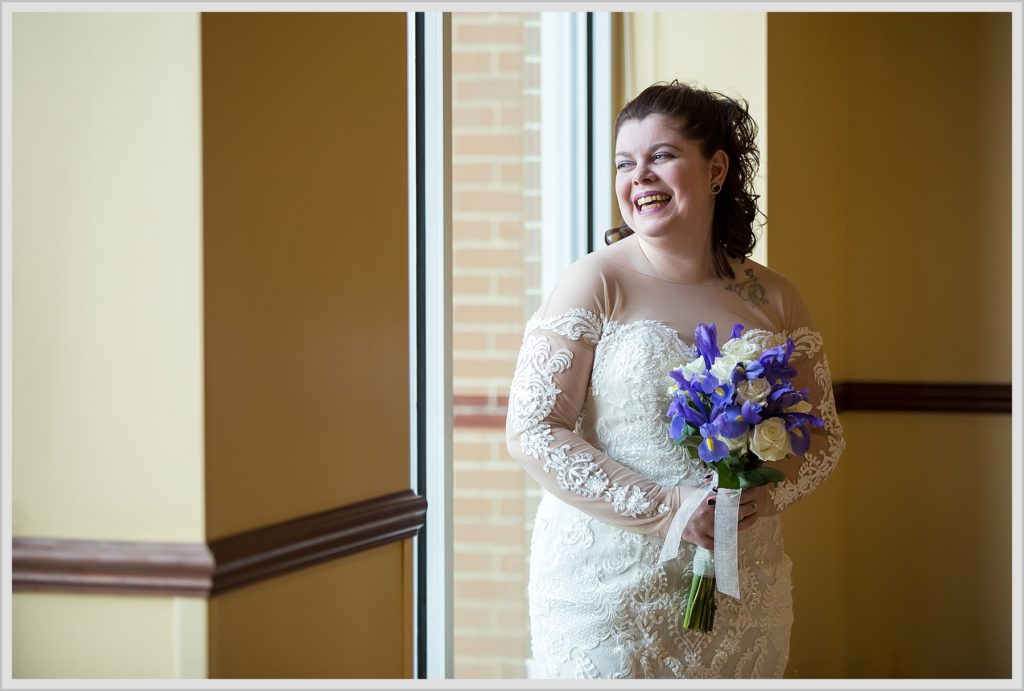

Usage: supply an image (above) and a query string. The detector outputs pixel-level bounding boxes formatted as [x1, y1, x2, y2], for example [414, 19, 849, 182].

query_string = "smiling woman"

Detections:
[504, 81, 845, 679]
[608, 83, 761, 281]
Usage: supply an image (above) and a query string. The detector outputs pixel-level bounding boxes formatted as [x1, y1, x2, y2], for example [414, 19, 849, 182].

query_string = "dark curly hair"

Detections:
[605, 80, 763, 281]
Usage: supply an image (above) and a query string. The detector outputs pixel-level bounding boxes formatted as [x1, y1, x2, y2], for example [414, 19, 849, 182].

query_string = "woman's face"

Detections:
[614, 114, 722, 241]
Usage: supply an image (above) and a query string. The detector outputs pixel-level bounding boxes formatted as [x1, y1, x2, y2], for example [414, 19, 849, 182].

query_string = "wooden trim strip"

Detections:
[12, 489, 427, 597]
[832, 381, 1011, 414]
[12, 538, 214, 597]
[208, 489, 427, 595]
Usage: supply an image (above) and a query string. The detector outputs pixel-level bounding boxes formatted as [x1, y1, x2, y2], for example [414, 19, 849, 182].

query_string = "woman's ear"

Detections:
[710, 149, 729, 186]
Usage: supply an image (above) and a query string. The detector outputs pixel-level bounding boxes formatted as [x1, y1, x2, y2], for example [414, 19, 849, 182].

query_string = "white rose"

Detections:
[750, 418, 793, 461]
[725, 430, 749, 452]
[786, 400, 813, 414]
[736, 377, 772, 405]
[709, 338, 761, 382]
[680, 356, 707, 382]
[721, 336, 761, 361]
[709, 354, 742, 382]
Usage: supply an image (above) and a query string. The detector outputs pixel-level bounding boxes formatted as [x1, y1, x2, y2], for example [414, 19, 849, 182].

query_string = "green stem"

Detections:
[682, 575, 717, 633]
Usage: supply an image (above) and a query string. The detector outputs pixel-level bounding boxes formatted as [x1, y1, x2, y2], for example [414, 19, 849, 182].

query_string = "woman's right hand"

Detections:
[681, 487, 764, 549]
[681, 492, 717, 550]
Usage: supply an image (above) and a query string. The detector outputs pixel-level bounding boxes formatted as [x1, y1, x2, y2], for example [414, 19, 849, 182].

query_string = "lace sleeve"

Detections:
[763, 327, 846, 512]
[505, 308, 686, 536]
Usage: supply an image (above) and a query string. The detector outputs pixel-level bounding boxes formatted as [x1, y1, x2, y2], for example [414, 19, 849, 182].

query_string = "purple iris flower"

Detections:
[666, 379, 706, 444]
[667, 390, 691, 420]
[717, 400, 764, 438]
[759, 339, 798, 385]
[709, 380, 735, 410]
[763, 385, 807, 414]
[669, 410, 689, 441]
[669, 368, 706, 402]
[730, 323, 744, 339]
[694, 323, 720, 369]
[697, 373, 721, 395]
[788, 425, 813, 456]
[668, 368, 692, 390]
[669, 376, 741, 460]
[730, 359, 765, 385]
[697, 423, 729, 462]
[675, 390, 712, 432]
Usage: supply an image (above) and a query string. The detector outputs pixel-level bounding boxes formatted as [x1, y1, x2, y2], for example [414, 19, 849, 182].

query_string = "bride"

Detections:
[505, 81, 846, 679]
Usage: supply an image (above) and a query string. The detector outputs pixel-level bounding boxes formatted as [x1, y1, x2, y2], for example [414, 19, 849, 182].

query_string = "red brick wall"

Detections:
[450, 12, 542, 679]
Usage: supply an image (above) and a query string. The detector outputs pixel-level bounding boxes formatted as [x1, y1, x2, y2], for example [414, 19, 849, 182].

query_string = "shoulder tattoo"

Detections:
[724, 268, 769, 309]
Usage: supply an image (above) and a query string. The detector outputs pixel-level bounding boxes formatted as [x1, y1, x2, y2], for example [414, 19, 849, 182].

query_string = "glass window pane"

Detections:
[449, 11, 542, 679]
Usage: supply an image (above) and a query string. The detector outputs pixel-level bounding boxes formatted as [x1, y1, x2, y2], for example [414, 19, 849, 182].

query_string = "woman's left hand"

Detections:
[737, 485, 766, 530]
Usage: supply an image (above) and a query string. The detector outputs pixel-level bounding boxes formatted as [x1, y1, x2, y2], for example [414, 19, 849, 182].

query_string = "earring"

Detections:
[710, 182, 722, 194]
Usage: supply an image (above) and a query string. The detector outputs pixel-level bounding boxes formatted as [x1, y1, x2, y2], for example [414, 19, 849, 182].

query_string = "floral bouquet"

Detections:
[665, 322, 823, 633]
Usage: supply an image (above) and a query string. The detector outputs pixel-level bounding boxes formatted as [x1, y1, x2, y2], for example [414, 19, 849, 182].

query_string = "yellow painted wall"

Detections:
[767, 12, 1012, 678]
[200, 13, 413, 677]
[621, 11, 768, 267]
[13, 595, 206, 678]
[11, 12, 207, 679]
[12, 12, 205, 543]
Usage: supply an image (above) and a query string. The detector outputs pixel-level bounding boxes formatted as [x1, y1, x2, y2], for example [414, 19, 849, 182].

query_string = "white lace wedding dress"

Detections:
[505, 236, 845, 679]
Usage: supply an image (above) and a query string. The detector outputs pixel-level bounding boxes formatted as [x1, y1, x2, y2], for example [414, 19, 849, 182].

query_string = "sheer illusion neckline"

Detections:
[604, 254, 737, 287]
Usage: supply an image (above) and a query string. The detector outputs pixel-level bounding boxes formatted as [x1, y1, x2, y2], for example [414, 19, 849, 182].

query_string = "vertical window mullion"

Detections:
[411, 10, 452, 681]
[406, 12, 424, 679]
[590, 12, 614, 253]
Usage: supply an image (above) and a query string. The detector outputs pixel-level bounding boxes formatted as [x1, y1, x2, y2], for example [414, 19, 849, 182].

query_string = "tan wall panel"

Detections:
[785, 415, 1011, 678]
[201, 13, 410, 539]
[768, 12, 1012, 678]
[768, 13, 1011, 383]
[12, 12, 205, 542]
[838, 13, 1011, 382]
[840, 413, 1011, 678]
[764, 13, 850, 379]
[780, 462, 849, 677]
[208, 540, 411, 678]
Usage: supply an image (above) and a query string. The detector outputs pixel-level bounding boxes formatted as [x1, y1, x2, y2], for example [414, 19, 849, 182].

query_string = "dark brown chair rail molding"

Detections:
[209, 489, 426, 595]
[12, 539, 214, 597]
[12, 489, 426, 597]
[832, 381, 1011, 414]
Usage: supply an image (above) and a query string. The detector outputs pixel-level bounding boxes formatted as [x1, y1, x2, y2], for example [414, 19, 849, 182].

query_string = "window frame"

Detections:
[409, 10, 452, 680]
[411, 11, 611, 678]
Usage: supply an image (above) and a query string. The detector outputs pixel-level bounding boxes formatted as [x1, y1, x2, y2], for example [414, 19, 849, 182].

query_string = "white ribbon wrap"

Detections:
[657, 471, 743, 600]
[713, 487, 742, 598]
[657, 476, 713, 565]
